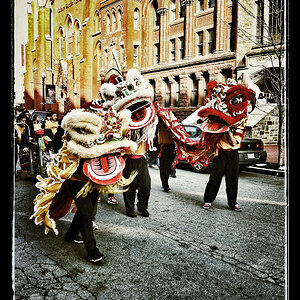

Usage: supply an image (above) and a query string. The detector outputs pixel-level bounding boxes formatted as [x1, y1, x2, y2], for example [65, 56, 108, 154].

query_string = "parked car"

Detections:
[178, 124, 267, 173]
[29, 110, 50, 121]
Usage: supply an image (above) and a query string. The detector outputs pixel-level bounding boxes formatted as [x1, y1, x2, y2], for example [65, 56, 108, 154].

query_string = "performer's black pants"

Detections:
[66, 181, 99, 255]
[203, 150, 239, 207]
[123, 157, 151, 213]
[159, 144, 175, 190]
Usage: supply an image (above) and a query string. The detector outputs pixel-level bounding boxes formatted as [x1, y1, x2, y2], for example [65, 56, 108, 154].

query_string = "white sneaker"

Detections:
[202, 203, 211, 209]
[92, 221, 99, 230]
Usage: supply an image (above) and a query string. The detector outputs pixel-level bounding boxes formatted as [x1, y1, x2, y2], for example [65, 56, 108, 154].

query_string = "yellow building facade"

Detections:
[24, 0, 237, 119]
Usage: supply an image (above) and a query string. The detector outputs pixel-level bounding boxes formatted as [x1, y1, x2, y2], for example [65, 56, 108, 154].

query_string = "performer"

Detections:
[198, 80, 255, 211]
[31, 103, 138, 263]
[98, 68, 158, 217]
[157, 117, 176, 192]
[123, 142, 151, 217]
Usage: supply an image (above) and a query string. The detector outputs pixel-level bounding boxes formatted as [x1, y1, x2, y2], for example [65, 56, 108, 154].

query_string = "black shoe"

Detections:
[126, 211, 137, 218]
[163, 187, 171, 192]
[87, 249, 105, 264]
[65, 234, 84, 244]
[138, 209, 149, 217]
[170, 174, 176, 178]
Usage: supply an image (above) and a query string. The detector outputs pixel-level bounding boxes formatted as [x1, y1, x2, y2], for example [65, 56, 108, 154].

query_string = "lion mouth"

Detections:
[83, 153, 126, 185]
[123, 98, 156, 129]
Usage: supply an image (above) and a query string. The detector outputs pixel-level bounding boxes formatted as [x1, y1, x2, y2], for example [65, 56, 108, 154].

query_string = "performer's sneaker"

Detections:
[138, 209, 149, 217]
[92, 221, 99, 230]
[65, 234, 84, 244]
[126, 211, 137, 218]
[229, 203, 242, 212]
[202, 203, 212, 209]
[88, 249, 105, 264]
[107, 196, 119, 205]
[163, 187, 171, 193]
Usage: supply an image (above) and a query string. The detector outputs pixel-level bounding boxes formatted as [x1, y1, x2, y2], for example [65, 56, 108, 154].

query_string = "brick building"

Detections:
[22, 0, 284, 127]
[23, 0, 238, 119]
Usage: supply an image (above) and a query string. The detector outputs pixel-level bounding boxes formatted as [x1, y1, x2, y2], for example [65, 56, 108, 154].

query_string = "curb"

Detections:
[244, 165, 285, 177]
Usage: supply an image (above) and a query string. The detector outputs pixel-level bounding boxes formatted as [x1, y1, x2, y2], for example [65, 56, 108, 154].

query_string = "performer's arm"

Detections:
[225, 130, 239, 147]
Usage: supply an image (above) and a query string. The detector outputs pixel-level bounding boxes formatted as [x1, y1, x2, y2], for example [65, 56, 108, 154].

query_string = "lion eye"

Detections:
[75, 128, 89, 135]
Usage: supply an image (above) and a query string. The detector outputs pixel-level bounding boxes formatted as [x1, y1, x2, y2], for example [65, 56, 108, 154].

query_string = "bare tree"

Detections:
[234, 0, 286, 166]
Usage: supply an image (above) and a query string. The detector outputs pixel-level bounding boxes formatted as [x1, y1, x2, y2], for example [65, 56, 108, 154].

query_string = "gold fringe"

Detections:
[75, 170, 138, 199]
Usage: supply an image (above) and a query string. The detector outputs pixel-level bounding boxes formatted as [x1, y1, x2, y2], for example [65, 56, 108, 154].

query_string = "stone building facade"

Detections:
[23, 0, 238, 119]
[22, 0, 284, 138]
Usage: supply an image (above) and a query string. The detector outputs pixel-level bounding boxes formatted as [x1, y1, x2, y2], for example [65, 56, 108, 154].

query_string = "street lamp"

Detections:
[41, 71, 46, 111]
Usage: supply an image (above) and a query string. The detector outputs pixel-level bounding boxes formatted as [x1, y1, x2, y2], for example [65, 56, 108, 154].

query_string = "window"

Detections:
[190, 75, 198, 107]
[112, 12, 116, 32]
[120, 44, 124, 63]
[174, 77, 180, 107]
[256, 1, 264, 44]
[170, 0, 176, 22]
[154, 43, 160, 65]
[179, 37, 185, 60]
[164, 79, 171, 107]
[196, 0, 204, 13]
[94, 10, 100, 32]
[133, 44, 139, 67]
[170, 39, 175, 61]
[197, 31, 203, 56]
[207, 29, 215, 54]
[106, 14, 110, 34]
[134, 8, 140, 29]
[74, 20, 80, 54]
[208, 0, 216, 8]
[269, 0, 284, 43]
[58, 27, 64, 58]
[66, 15, 73, 56]
[117, 9, 122, 30]
[152, 0, 160, 26]
[96, 41, 101, 79]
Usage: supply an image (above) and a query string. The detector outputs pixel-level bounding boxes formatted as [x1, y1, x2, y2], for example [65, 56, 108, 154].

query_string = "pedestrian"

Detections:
[45, 112, 59, 135]
[157, 117, 176, 192]
[15, 114, 30, 173]
[32, 115, 42, 132]
[202, 127, 244, 212]
[123, 142, 151, 217]
[18, 110, 34, 137]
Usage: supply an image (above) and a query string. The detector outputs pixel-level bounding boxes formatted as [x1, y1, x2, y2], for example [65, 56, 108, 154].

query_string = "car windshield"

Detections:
[184, 126, 202, 138]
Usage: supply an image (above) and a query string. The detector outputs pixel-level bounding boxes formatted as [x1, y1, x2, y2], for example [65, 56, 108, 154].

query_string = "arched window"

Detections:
[117, 8, 122, 30]
[112, 11, 116, 32]
[66, 15, 73, 56]
[106, 13, 111, 34]
[94, 10, 101, 32]
[170, 0, 176, 22]
[134, 8, 140, 29]
[96, 41, 102, 79]
[74, 20, 81, 55]
[58, 27, 64, 58]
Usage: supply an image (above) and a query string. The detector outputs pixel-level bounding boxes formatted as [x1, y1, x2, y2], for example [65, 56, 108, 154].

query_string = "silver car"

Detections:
[179, 124, 267, 173]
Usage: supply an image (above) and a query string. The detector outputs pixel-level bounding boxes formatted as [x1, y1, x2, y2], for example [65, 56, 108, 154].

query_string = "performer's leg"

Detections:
[123, 159, 138, 215]
[136, 157, 151, 214]
[203, 153, 226, 204]
[66, 181, 99, 256]
[160, 145, 174, 191]
[225, 150, 240, 207]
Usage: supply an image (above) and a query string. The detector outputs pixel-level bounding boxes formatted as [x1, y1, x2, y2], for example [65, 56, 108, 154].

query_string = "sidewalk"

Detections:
[244, 144, 286, 177]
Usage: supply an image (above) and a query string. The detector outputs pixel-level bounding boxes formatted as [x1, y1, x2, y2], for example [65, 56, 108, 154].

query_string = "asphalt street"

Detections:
[13, 167, 286, 300]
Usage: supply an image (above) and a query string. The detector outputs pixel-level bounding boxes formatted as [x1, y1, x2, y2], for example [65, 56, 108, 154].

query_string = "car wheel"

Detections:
[192, 162, 209, 173]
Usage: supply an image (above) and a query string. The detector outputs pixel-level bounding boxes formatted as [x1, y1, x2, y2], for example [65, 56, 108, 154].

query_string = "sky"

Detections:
[14, 0, 28, 104]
